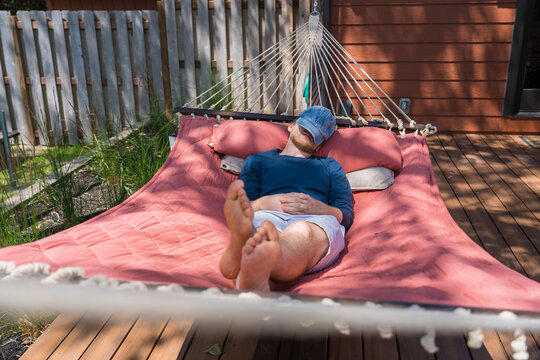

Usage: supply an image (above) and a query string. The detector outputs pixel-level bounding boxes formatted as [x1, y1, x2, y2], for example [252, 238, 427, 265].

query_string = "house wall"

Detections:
[331, 0, 540, 133]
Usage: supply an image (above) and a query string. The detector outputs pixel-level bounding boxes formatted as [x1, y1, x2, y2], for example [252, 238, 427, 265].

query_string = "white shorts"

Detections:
[253, 210, 346, 273]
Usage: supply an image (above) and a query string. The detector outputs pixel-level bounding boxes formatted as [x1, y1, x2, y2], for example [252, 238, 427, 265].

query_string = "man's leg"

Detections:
[235, 220, 329, 290]
[270, 221, 329, 282]
[220, 180, 254, 279]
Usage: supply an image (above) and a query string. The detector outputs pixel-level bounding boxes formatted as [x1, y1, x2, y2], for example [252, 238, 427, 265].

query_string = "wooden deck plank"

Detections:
[452, 134, 540, 251]
[507, 135, 540, 165]
[436, 134, 540, 281]
[110, 315, 168, 360]
[396, 333, 434, 360]
[470, 330, 510, 360]
[328, 326, 363, 360]
[435, 334, 472, 360]
[496, 331, 540, 360]
[426, 136, 527, 275]
[292, 333, 328, 360]
[363, 333, 399, 360]
[430, 153, 480, 243]
[495, 135, 540, 184]
[477, 135, 540, 202]
[79, 314, 138, 360]
[19, 313, 82, 360]
[251, 329, 283, 360]
[47, 314, 110, 360]
[220, 321, 262, 360]
[182, 321, 230, 360]
[147, 317, 194, 360]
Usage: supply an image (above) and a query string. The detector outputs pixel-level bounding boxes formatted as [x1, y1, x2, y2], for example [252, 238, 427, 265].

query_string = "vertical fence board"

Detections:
[213, 0, 227, 82]
[0, 52, 12, 132]
[18, 11, 48, 143]
[262, 0, 277, 113]
[82, 10, 106, 136]
[112, 11, 136, 126]
[164, 0, 181, 106]
[296, 0, 310, 114]
[127, 11, 150, 120]
[181, 0, 196, 102]
[52, 11, 78, 144]
[65, 11, 92, 142]
[96, 11, 121, 133]
[33, 11, 63, 144]
[144, 10, 165, 108]
[230, 0, 243, 109]
[246, 1, 260, 111]
[197, 0, 211, 92]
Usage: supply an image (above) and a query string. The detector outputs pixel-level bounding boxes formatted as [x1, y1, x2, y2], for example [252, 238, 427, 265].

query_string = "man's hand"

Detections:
[252, 193, 343, 223]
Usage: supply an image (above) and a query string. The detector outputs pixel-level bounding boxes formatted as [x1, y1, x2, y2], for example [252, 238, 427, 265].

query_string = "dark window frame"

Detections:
[503, 0, 540, 117]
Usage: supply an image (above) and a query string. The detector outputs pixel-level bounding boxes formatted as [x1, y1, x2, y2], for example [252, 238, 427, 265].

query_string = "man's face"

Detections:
[288, 122, 318, 154]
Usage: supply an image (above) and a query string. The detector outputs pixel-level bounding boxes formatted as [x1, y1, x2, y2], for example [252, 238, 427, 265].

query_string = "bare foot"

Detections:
[236, 221, 281, 291]
[220, 180, 254, 279]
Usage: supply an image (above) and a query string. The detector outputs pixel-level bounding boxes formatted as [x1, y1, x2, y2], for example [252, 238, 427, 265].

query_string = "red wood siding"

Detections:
[46, 0, 157, 10]
[331, 0, 540, 133]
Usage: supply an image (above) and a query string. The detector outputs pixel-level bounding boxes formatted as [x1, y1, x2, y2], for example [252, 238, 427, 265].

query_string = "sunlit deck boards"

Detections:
[21, 134, 540, 360]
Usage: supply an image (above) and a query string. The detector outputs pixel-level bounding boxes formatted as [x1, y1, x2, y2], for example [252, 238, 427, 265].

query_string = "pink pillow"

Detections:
[316, 127, 402, 172]
[210, 119, 402, 172]
[210, 120, 288, 158]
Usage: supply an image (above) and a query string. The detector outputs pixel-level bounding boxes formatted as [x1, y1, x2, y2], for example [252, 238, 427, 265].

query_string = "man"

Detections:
[219, 106, 354, 291]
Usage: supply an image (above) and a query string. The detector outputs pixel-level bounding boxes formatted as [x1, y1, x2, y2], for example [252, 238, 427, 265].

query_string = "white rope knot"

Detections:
[397, 119, 404, 131]
[118, 281, 147, 291]
[511, 329, 529, 360]
[399, 129, 406, 138]
[80, 275, 119, 288]
[191, 113, 195, 119]
[420, 328, 439, 354]
[156, 284, 185, 292]
[41, 267, 85, 284]
[467, 328, 484, 349]
[0, 261, 16, 275]
[6, 263, 50, 279]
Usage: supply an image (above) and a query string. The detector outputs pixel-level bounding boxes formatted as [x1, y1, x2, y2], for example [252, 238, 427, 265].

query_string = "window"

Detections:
[503, 0, 540, 116]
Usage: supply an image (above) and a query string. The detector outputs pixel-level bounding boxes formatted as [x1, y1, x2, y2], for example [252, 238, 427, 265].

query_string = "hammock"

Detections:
[1, 115, 539, 313]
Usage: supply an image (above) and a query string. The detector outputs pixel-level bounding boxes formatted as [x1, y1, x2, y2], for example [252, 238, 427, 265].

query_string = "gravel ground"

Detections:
[0, 333, 30, 360]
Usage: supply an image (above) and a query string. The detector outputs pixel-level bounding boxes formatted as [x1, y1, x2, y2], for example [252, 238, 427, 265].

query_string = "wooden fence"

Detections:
[0, 0, 312, 145]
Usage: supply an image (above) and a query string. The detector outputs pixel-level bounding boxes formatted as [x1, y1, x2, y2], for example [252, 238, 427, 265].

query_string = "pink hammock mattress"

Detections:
[1, 116, 539, 312]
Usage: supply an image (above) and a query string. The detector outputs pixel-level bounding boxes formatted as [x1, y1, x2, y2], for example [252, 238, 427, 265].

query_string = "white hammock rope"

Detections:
[0, 262, 538, 358]
[182, 13, 433, 134]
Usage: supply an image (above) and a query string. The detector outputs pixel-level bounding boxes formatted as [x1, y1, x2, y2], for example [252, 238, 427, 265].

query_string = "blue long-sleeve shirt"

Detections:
[238, 149, 354, 231]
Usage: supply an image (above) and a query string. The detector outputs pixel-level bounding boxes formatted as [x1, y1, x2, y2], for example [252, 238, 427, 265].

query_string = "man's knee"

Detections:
[285, 221, 313, 239]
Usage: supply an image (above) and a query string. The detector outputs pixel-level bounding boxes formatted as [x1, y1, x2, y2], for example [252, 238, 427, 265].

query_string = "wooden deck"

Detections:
[21, 134, 540, 360]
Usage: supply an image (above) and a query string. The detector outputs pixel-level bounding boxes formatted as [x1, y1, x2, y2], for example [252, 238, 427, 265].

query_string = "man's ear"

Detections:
[287, 122, 295, 133]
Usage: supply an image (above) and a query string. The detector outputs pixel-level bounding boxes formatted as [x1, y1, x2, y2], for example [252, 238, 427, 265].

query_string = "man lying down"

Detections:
[219, 106, 354, 291]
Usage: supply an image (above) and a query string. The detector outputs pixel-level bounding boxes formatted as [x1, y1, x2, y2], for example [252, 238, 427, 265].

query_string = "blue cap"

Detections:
[296, 106, 336, 146]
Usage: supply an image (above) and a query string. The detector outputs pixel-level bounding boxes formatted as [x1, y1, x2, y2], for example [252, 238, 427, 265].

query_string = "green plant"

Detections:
[0, 311, 54, 342]
[40, 145, 86, 228]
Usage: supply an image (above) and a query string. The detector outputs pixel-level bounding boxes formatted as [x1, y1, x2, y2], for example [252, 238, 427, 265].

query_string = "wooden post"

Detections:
[157, 0, 172, 118]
